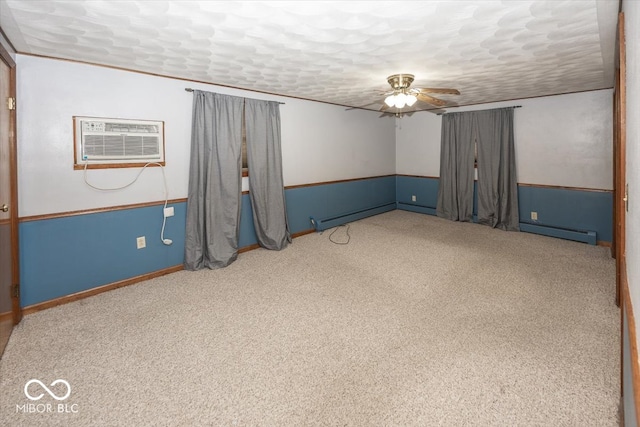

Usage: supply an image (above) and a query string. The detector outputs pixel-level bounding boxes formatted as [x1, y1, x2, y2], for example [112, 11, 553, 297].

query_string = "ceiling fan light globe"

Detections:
[406, 94, 417, 107]
[384, 95, 396, 107]
[394, 93, 407, 108]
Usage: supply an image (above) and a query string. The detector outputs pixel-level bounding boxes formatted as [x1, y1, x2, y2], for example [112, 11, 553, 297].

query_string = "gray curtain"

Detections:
[436, 112, 476, 222]
[436, 107, 519, 231]
[476, 108, 519, 231]
[244, 99, 291, 250]
[184, 91, 244, 270]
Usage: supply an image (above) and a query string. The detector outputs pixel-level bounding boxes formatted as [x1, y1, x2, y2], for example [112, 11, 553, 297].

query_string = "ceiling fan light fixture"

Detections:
[384, 95, 396, 107]
[376, 73, 459, 114]
[394, 93, 407, 108]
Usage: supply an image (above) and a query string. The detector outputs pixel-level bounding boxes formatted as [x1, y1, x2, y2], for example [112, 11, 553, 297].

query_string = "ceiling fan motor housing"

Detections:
[387, 74, 415, 90]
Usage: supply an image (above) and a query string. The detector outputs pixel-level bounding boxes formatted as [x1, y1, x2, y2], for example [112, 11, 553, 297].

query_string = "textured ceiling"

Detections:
[0, 0, 619, 112]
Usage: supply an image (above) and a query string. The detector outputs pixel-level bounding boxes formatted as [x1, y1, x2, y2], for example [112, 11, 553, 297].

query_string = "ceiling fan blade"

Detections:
[417, 88, 460, 95]
[380, 103, 390, 111]
[417, 93, 447, 107]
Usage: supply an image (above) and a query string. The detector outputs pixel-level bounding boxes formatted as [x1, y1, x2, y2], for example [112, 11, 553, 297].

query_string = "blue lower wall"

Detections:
[285, 176, 396, 232]
[396, 175, 613, 243]
[396, 175, 439, 209]
[518, 185, 613, 242]
[20, 174, 611, 308]
[19, 175, 396, 307]
[20, 203, 187, 307]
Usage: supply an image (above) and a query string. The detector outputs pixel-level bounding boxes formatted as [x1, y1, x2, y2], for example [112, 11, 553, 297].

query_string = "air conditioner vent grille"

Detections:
[75, 117, 164, 164]
[104, 123, 159, 133]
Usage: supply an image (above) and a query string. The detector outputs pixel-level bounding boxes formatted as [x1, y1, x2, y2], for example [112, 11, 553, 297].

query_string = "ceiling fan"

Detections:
[378, 74, 460, 116]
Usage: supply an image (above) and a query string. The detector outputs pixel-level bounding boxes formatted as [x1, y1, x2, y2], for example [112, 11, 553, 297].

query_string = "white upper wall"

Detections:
[16, 55, 395, 217]
[14, 54, 617, 219]
[280, 98, 396, 187]
[395, 112, 442, 178]
[396, 89, 613, 190]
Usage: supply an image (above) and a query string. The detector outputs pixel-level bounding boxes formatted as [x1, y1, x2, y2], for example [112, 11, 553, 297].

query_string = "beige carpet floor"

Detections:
[0, 210, 619, 426]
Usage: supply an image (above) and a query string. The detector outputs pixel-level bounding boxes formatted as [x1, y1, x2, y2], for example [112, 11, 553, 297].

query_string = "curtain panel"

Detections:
[475, 108, 519, 231]
[436, 112, 476, 222]
[436, 107, 519, 231]
[184, 91, 244, 270]
[245, 98, 291, 250]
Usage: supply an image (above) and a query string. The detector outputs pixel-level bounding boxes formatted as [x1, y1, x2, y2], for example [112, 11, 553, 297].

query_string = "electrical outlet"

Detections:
[531, 211, 538, 221]
[136, 236, 146, 249]
[411, 195, 417, 202]
[163, 206, 174, 217]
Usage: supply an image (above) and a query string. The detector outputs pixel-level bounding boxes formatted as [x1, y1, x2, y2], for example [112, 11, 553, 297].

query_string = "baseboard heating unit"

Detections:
[397, 203, 597, 245]
[396, 202, 437, 216]
[519, 223, 597, 245]
[311, 202, 396, 231]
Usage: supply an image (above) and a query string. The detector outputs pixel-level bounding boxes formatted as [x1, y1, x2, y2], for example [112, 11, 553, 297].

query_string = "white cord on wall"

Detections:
[83, 162, 173, 245]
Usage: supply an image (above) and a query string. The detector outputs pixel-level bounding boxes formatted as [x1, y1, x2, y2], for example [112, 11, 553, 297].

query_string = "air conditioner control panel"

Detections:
[82, 121, 106, 132]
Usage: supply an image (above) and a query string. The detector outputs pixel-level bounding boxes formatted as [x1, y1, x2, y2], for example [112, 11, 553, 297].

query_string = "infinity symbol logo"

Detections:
[24, 379, 71, 401]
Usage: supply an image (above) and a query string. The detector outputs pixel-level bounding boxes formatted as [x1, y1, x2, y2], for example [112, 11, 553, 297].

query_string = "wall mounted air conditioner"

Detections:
[74, 116, 165, 165]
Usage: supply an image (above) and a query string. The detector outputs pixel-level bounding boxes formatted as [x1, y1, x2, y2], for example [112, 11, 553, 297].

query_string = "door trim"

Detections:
[0, 40, 20, 325]
[615, 11, 627, 307]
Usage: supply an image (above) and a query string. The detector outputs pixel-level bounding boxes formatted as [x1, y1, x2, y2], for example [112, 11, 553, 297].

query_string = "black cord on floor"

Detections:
[328, 224, 351, 245]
